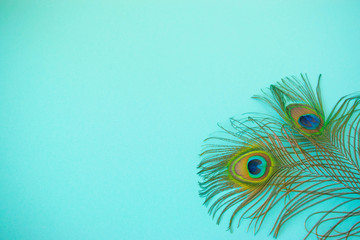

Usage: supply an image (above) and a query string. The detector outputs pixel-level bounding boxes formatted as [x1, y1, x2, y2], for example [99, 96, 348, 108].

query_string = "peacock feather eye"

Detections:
[298, 114, 320, 129]
[286, 104, 324, 135]
[229, 150, 275, 186]
[247, 156, 267, 178]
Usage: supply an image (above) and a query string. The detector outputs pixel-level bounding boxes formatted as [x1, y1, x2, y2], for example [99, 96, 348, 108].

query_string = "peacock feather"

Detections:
[198, 74, 360, 239]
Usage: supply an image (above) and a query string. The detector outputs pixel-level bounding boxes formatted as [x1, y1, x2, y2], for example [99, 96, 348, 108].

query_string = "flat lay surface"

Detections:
[1, 1, 360, 239]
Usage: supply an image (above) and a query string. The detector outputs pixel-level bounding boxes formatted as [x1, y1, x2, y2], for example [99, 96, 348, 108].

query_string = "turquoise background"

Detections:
[1, 1, 360, 239]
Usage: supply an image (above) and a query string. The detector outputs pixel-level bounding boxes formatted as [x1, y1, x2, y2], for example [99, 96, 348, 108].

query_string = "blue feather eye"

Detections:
[298, 114, 320, 130]
[286, 104, 324, 135]
[247, 156, 267, 178]
[229, 150, 275, 186]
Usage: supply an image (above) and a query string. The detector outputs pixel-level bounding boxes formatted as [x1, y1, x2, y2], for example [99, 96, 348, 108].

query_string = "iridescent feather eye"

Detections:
[229, 150, 276, 187]
[286, 104, 324, 135]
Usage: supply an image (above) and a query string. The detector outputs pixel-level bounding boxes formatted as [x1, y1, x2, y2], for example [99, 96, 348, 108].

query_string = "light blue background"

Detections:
[1, 1, 360, 239]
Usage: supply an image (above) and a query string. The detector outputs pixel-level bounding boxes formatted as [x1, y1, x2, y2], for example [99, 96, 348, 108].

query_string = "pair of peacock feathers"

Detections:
[198, 75, 360, 240]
